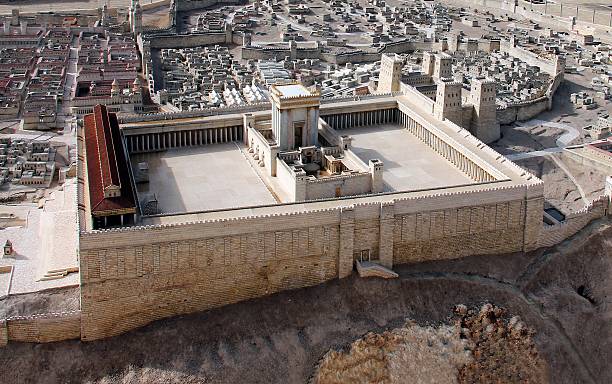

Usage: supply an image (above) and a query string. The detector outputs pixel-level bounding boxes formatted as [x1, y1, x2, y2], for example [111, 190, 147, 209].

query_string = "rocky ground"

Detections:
[0, 217, 610, 383]
[313, 303, 547, 384]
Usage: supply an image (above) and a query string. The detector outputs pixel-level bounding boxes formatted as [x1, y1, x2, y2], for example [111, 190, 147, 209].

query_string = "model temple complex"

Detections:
[2, 0, 612, 358]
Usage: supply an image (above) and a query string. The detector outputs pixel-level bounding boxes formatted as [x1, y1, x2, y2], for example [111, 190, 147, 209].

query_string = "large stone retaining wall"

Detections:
[79, 182, 541, 340]
[174, 0, 244, 12]
[538, 195, 609, 248]
[0, 311, 81, 345]
[497, 97, 549, 125]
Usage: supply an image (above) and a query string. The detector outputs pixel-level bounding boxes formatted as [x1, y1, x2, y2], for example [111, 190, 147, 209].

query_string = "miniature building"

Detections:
[245, 82, 384, 201]
[434, 79, 463, 124]
[128, 0, 143, 36]
[3, 239, 12, 256]
[83, 105, 136, 229]
[378, 53, 402, 93]
[270, 83, 320, 150]
[469, 78, 500, 144]
[432, 53, 452, 81]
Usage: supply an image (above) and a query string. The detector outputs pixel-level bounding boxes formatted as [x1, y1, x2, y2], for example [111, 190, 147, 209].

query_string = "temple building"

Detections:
[83, 104, 136, 229]
[245, 82, 384, 201]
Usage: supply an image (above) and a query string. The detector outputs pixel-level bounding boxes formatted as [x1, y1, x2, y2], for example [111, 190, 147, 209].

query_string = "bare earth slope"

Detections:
[0, 218, 610, 384]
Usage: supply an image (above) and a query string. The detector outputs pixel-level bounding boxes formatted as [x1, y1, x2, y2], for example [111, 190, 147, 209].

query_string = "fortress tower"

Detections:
[434, 80, 463, 125]
[433, 53, 452, 81]
[270, 83, 320, 151]
[469, 78, 500, 144]
[422, 51, 435, 77]
[378, 54, 403, 94]
[554, 55, 566, 75]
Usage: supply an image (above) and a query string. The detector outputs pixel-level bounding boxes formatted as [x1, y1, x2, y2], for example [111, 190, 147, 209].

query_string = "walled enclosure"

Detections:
[78, 93, 547, 341]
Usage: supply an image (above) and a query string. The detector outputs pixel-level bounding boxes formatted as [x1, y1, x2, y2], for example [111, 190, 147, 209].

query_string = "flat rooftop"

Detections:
[342, 124, 474, 192]
[274, 83, 312, 97]
[132, 143, 277, 214]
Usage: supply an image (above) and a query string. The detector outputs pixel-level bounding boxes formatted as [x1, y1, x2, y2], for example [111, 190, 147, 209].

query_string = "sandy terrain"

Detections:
[0, 217, 610, 383]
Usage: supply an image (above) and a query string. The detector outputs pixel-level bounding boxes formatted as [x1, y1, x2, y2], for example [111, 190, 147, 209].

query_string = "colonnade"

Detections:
[127, 125, 243, 153]
[324, 108, 399, 130]
[399, 111, 496, 183]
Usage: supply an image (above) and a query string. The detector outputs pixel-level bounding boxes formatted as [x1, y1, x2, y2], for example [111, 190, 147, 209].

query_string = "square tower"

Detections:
[422, 51, 435, 77]
[378, 54, 403, 94]
[434, 80, 463, 126]
[433, 53, 453, 81]
[270, 83, 320, 151]
[469, 77, 500, 143]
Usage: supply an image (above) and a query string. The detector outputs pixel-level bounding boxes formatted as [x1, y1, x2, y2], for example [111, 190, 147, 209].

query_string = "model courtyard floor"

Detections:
[342, 124, 474, 192]
[132, 143, 276, 214]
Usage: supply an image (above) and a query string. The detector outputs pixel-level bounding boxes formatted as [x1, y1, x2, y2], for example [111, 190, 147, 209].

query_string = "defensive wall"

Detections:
[538, 195, 609, 248]
[172, 0, 244, 12]
[0, 310, 81, 346]
[76, 93, 551, 340]
[242, 39, 444, 65]
[440, 0, 611, 31]
[79, 181, 543, 341]
[495, 70, 563, 124]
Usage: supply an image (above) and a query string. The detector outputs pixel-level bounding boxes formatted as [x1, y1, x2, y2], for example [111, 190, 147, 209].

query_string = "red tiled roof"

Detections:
[84, 104, 135, 216]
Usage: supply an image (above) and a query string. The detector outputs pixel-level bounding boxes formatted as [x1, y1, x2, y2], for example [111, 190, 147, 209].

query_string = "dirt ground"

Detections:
[0, 218, 610, 384]
[0, 286, 79, 319]
[313, 303, 547, 384]
[516, 153, 607, 213]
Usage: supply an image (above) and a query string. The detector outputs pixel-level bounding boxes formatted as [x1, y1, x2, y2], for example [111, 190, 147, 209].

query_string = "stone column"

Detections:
[338, 206, 355, 278]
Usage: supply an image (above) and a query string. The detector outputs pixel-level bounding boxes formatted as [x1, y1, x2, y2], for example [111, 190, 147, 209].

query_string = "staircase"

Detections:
[39, 267, 79, 281]
[355, 260, 398, 279]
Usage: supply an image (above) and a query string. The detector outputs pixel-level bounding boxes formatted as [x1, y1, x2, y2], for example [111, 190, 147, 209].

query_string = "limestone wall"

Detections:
[538, 196, 609, 248]
[277, 158, 299, 200]
[497, 97, 549, 125]
[174, 0, 244, 12]
[79, 178, 540, 340]
[401, 83, 435, 114]
[147, 32, 230, 49]
[305, 172, 373, 201]
[79, 209, 343, 340]
[141, 0, 171, 11]
[496, 71, 562, 124]
[3, 311, 81, 344]
[0, 320, 6, 347]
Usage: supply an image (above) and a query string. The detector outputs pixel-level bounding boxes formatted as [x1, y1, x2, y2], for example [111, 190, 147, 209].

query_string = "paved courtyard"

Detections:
[132, 143, 277, 214]
[342, 124, 474, 192]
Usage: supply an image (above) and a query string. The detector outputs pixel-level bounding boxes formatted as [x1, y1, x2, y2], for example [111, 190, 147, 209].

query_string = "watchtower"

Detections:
[422, 51, 435, 77]
[433, 53, 452, 81]
[378, 54, 403, 93]
[434, 80, 463, 125]
[469, 77, 500, 143]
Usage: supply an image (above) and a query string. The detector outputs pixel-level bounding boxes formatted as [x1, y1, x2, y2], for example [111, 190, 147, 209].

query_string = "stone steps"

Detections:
[355, 260, 398, 279]
[39, 267, 79, 281]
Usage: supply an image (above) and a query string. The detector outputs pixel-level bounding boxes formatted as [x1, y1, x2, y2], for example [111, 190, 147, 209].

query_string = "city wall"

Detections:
[147, 31, 231, 49]
[173, 0, 244, 12]
[499, 42, 561, 76]
[439, 0, 605, 31]
[0, 311, 81, 346]
[538, 195, 609, 248]
[497, 97, 549, 125]
[79, 182, 539, 341]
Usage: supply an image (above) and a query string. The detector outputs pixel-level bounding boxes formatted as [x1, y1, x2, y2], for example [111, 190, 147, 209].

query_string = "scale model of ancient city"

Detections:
[1, 0, 612, 382]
